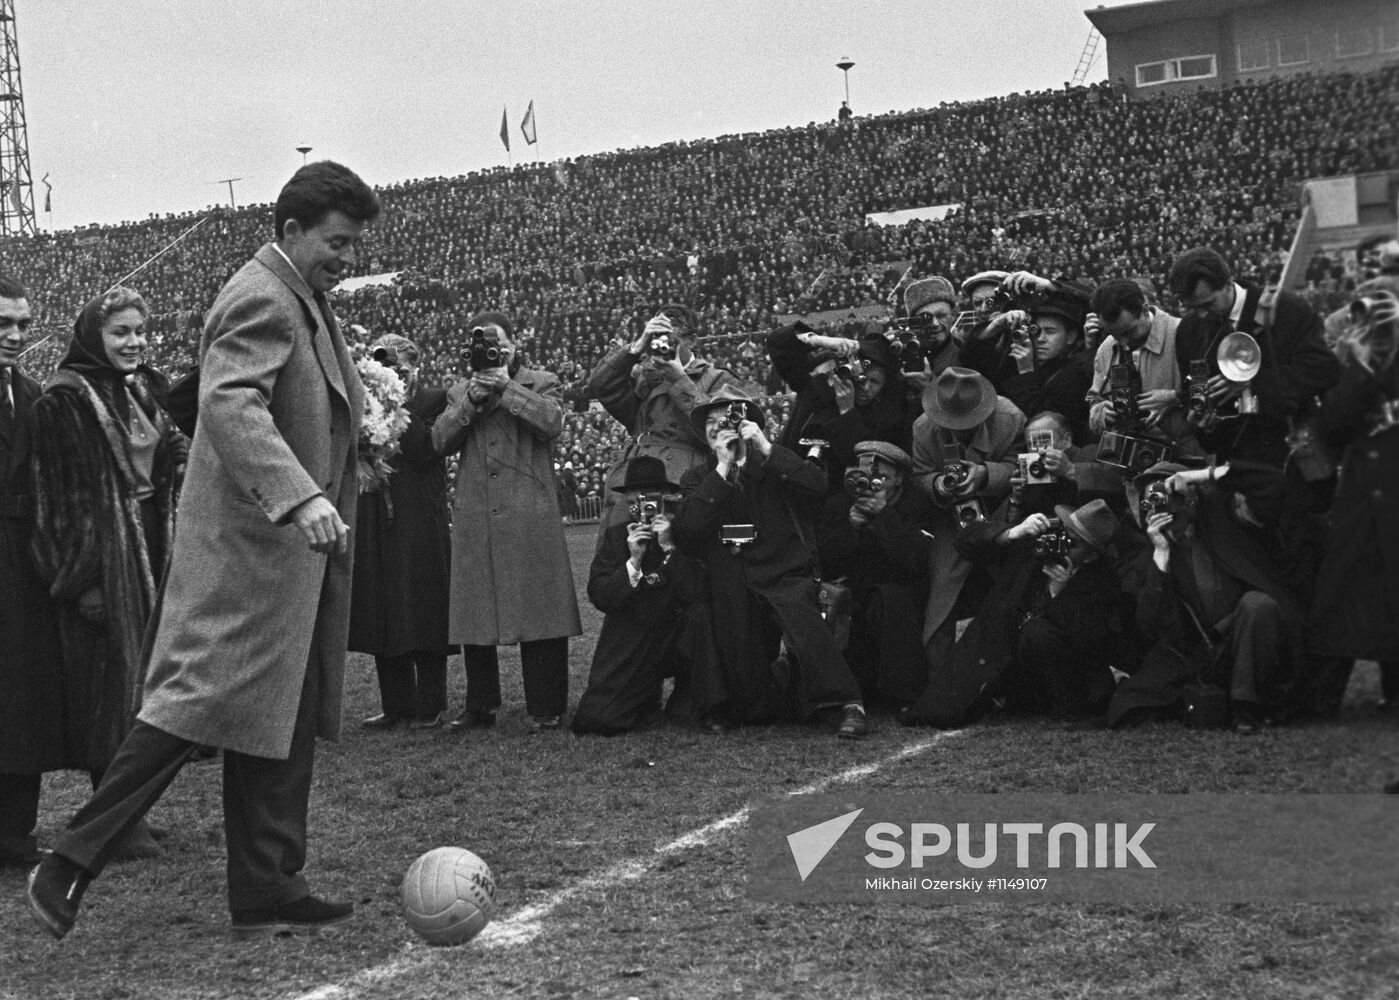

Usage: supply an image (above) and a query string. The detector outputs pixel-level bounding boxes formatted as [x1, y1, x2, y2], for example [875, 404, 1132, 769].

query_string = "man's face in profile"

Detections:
[282, 210, 366, 294]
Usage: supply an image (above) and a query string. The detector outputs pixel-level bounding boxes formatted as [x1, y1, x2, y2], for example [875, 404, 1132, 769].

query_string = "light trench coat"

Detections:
[433, 368, 581, 646]
[138, 244, 364, 759]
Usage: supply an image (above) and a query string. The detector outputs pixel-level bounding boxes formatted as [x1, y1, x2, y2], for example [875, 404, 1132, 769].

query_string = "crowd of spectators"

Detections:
[2, 66, 1394, 505]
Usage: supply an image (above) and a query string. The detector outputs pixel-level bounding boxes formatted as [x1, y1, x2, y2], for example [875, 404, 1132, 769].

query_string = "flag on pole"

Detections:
[521, 101, 537, 145]
[499, 107, 510, 152]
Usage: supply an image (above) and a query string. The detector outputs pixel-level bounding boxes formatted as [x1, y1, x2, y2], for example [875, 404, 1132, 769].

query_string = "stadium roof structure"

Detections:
[1084, 0, 1280, 34]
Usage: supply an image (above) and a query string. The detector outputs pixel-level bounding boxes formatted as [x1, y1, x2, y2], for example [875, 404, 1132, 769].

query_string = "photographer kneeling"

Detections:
[903, 498, 1122, 727]
[817, 442, 936, 707]
[572, 457, 708, 735]
[672, 388, 869, 739]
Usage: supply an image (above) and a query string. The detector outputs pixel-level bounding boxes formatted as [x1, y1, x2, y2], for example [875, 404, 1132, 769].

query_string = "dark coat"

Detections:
[348, 385, 452, 657]
[29, 370, 184, 770]
[1109, 470, 1306, 724]
[1174, 285, 1340, 466]
[571, 521, 706, 734]
[0, 368, 65, 773]
[1308, 358, 1399, 660]
[903, 515, 1122, 725]
[674, 445, 859, 720]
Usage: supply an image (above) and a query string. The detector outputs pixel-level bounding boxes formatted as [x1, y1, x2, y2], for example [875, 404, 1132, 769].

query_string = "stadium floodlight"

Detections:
[836, 57, 854, 106]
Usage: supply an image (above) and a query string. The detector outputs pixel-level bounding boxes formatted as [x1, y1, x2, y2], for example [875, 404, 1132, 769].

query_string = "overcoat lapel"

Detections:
[253, 244, 354, 412]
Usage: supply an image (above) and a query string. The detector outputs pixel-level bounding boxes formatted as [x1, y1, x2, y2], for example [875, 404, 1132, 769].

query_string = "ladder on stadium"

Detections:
[1071, 27, 1102, 87]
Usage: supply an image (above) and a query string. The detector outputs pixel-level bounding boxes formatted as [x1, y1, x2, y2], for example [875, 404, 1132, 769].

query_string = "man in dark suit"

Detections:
[29, 162, 380, 940]
[1167, 247, 1340, 467]
[0, 275, 65, 870]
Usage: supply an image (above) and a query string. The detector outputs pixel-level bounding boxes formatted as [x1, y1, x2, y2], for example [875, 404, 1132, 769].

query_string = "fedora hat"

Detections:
[690, 385, 766, 441]
[1054, 500, 1118, 554]
[921, 366, 997, 430]
[611, 456, 681, 494]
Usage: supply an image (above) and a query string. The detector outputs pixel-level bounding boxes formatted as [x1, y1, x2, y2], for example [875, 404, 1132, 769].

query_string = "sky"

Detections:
[15, 0, 1144, 230]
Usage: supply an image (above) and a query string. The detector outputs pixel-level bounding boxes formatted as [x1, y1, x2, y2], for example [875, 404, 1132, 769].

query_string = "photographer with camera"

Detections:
[571, 457, 708, 735]
[897, 276, 964, 383]
[816, 442, 936, 706]
[903, 498, 1123, 727]
[960, 274, 1095, 441]
[349, 334, 454, 731]
[1167, 247, 1339, 468]
[672, 387, 870, 739]
[1307, 281, 1399, 714]
[1107, 461, 1305, 733]
[433, 312, 581, 733]
[588, 304, 741, 538]
[911, 367, 1026, 679]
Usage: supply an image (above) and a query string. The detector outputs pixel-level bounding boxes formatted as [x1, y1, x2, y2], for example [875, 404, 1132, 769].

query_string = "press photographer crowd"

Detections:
[2, 65, 1397, 938]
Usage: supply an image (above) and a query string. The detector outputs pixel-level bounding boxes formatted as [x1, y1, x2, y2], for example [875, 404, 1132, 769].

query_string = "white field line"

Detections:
[292, 731, 961, 1000]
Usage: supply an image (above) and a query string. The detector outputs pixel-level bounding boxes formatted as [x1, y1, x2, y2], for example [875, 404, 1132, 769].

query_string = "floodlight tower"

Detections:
[0, 1, 36, 235]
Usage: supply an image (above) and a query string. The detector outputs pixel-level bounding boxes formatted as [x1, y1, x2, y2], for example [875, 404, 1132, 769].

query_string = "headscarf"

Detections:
[59, 290, 155, 424]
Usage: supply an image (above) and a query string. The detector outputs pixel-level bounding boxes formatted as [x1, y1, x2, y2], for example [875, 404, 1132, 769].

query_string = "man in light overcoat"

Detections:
[29, 162, 381, 940]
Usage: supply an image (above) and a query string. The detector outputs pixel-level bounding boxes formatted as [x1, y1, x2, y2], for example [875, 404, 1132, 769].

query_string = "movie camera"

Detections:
[464, 326, 505, 372]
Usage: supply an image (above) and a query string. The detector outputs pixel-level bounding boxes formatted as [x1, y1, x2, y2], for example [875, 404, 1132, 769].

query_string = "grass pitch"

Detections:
[2, 525, 1396, 1000]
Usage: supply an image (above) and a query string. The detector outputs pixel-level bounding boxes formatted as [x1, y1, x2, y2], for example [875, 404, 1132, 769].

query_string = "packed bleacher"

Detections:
[3, 66, 1395, 505]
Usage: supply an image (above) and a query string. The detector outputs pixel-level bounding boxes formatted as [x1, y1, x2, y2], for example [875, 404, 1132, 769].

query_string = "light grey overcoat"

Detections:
[138, 244, 364, 759]
[433, 368, 581, 645]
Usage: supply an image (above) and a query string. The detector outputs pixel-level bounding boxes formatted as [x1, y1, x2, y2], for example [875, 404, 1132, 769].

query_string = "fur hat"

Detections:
[920, 366, 997, 430]
[904, 277, 958, 315]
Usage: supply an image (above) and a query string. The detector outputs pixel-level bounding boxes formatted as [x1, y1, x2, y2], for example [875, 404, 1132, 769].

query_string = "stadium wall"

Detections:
[1090, 0, 1399, 97]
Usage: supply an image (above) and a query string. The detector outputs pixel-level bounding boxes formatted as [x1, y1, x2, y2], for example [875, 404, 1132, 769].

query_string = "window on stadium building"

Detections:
[1277, 34, 1310, 66]
[1335, 28, 1373, 58]
[1134, 53, 1218, 87]
[1237, 40, 1271, 72]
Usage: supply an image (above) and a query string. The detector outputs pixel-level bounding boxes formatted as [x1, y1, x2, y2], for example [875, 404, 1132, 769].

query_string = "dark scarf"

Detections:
[58, 295, 163, 424]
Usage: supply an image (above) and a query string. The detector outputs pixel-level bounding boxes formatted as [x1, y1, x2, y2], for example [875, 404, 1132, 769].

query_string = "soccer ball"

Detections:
[400, 846, 497, 946]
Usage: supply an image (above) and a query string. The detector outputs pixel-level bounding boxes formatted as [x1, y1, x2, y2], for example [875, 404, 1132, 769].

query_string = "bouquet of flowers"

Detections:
[356, 354, 412, 494]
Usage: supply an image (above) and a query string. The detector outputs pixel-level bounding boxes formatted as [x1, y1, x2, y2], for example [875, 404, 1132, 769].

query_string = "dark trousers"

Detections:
[1013, 619, 1115, 717]
[373, 651, 448, 719]
[54, 657, 321, 910]
[463, 637, 568, 718]
[0, 772, 41, 859]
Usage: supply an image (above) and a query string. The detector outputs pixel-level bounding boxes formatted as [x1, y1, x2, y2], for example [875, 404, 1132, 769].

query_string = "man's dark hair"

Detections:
[1167, 247, 1231, 299]
[274, 161, 381, 239]
[1090, 278, 1148, 323]
[0, 273, 28, 300]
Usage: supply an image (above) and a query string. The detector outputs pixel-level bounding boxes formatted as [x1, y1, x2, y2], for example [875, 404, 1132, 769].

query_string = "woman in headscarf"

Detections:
[348, 333, 454, 730]
[29, 286, 186, 858]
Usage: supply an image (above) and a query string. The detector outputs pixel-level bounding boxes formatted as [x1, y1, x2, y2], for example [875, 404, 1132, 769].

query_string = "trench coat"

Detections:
[138, 244, 364, 760]
[0, 367, 64, 773]
[348, 385, 452, 657]
[434, 367, 581, 646]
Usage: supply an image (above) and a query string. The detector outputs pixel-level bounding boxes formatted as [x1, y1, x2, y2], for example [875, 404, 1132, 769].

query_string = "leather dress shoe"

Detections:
[361, 713, 410, 731]
[449, 710, 496, 731]
[410, 710, 448, 730]
[836, 704, 869, 740]
[28, 853, 91, 939]
[230, 894, 353, 939]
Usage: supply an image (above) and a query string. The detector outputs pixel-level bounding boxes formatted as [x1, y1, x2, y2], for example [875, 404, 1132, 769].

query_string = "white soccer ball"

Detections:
[401, 846, 497, 946]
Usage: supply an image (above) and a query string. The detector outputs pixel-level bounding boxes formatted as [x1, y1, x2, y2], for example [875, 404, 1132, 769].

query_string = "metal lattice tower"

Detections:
[0, 1, 35, 235]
